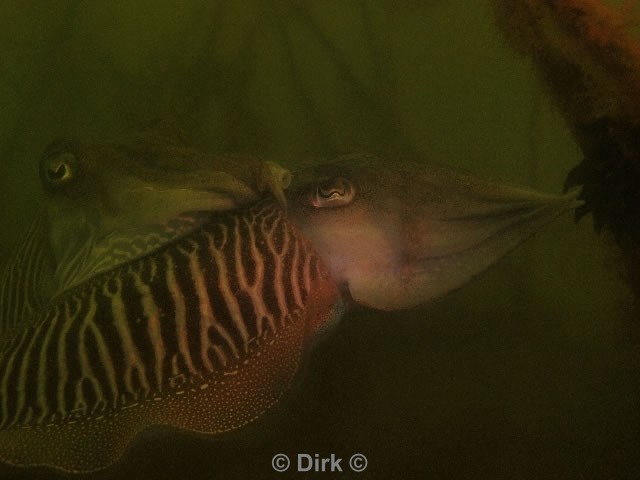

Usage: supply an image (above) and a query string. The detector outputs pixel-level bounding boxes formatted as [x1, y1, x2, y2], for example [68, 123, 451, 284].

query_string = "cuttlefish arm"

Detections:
[287, 154, 582, 311]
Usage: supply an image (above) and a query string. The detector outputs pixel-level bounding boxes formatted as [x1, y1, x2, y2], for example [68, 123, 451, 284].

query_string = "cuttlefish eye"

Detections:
[40, 150, 78, 189]
[311, 177, 356, 208]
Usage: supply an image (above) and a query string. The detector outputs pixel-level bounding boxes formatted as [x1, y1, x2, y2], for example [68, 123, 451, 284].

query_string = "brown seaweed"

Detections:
[491, 0, 640, 297]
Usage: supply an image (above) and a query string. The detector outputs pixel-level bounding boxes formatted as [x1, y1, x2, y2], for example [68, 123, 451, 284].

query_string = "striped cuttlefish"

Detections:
[0, 127, 580, 472]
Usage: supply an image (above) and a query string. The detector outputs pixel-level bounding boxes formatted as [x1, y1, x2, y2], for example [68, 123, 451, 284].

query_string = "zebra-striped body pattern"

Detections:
[0, 212, 52, 334]
[0, 200, 339, 472]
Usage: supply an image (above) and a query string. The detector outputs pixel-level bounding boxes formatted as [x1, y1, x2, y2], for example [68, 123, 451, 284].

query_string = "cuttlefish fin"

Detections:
[257, 161, 292, 210]
[287, 154, 582, 311]
[0, 313, 307, 473]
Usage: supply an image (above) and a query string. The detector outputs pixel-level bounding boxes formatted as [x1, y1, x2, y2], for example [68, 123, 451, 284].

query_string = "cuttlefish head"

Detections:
[286, 154, 581, 311]
[38, 127, 291, 294]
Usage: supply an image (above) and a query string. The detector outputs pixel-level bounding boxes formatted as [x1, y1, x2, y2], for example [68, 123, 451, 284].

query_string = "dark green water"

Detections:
[0, 1, 638, 479]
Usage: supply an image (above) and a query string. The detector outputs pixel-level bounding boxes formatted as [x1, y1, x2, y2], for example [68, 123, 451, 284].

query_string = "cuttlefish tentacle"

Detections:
[287, 154, 581, 310]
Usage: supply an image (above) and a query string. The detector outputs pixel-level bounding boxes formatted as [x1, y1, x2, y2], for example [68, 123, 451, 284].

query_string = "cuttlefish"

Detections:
[0, 129, 580, 473]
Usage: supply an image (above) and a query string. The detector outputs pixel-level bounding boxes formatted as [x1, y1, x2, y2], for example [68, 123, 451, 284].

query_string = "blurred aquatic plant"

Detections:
[491, 0, 640, 297]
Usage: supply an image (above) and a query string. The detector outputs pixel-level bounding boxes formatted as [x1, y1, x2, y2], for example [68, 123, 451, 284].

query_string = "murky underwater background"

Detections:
[0, 1, 639, 479]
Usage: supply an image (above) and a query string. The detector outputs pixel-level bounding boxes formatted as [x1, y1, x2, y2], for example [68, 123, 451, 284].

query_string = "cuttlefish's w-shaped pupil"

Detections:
[312, 177, 355, 208]
[48, 163, 67, 180]
[41, 152, 76, 187]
